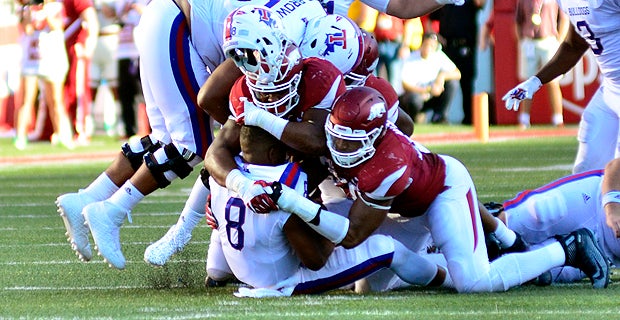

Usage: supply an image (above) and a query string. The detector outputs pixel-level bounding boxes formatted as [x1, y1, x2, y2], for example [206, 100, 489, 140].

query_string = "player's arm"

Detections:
[395, 107, 414, 136]
[203, 118, 242, 188]
[281, 108, 330, 156]
[197, 59, 243, 124]
[204, 119, 278, 212]
[384, 0, 450, 19]
[283, 215, 335, 270]
[535, 26, 589, 84]
[602, 159, 620, 238]
[272, 183, 390, 249]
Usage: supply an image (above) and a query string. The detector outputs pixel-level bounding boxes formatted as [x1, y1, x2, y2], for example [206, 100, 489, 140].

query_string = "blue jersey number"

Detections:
[576, 20, 603, 55]
[224, 197, 246, 250]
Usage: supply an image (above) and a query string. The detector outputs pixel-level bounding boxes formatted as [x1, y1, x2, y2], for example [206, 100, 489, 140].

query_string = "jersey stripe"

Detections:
[291, 252, 393, 295]
[169, 14, 213, 157]
[278, 162, 301, 188]
[504, 169, 604, 210]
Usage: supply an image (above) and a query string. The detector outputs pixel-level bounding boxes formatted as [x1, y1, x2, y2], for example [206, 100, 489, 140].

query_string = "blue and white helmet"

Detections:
[300, 14, 364, 76]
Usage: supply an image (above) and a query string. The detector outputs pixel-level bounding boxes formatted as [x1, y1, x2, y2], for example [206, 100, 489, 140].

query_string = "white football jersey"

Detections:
[189, 0, 327, 73]
[209, 157, 308, 288]
[558, 0, 620, 90]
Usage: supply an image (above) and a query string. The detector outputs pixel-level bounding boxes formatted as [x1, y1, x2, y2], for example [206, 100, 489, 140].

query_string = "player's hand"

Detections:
[266, 181, 299, 213]
[605, 203, 620, 238]
[240, 98, 266, 127]
[241, 180, 279, 213]
[502, 76, 542, 111]
[205, 194, 218, 229]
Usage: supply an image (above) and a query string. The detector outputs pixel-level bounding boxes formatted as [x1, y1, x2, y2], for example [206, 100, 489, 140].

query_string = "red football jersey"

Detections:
[364, 75, 399, 124]
[230, 57, 346, 121]
[337, 123, 447, 217]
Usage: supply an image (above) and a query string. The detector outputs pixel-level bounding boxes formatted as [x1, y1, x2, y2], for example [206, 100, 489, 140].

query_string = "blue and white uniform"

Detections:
[209, 157, 398, 294]
[557, 0, 620, 173]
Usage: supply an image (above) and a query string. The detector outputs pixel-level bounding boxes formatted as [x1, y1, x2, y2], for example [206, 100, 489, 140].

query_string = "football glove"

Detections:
[226, 169, 278, 213]
[502, 76, 542, 111]
[205, 194, 218, 229]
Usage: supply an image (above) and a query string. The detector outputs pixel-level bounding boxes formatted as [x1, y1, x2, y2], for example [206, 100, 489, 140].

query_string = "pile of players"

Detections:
[55, 0, 619, 297]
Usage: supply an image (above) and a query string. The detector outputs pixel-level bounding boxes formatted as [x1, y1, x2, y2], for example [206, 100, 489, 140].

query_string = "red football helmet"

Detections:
[245, 43, 304, 117]
[345, 30, 379, 88]
[325, 87, 387, 168]
[300, 14, 364, 76]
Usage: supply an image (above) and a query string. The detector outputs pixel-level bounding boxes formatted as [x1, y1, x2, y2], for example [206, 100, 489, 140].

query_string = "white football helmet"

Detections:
[325, 87, 387, 168]
[223, 5, 288, 82]
[300, 14, 364, 75]
[223, 5, 303, 117]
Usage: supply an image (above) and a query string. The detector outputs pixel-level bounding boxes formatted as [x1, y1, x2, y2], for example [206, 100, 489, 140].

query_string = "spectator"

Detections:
[115, 0, 148, 138]
[63, 0, 98, 145]
[514, 0, 568, 129]
[89, 0, 120, 136]
[430, 0, 486, 125]
[14, 0, 74, 149]
[399, 33, 461, 124]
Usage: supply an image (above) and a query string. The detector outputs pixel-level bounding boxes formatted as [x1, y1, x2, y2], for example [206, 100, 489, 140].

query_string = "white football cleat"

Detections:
[144, 223, 192, 267]
[56, 192, 95, 261]
[83, 201, 128, 270]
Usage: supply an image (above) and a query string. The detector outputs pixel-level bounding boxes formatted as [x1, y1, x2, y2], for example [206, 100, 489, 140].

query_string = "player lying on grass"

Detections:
[206, 124, 451, 297]
[478, 158, 620, 285]
[263, 87, 611, 293]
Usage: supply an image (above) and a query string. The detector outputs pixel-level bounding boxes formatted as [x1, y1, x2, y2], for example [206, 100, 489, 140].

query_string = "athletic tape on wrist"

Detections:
[602, 191, 620, 207]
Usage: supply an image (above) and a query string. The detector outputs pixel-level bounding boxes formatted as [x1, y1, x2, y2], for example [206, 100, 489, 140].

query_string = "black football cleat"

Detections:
[555, 228, 610, 289]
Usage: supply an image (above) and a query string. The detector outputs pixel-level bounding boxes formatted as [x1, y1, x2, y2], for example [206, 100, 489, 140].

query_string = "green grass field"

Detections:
[1, 126, 619, 319]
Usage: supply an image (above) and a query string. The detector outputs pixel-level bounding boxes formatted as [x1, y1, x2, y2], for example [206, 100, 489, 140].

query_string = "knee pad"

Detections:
[144, 143, 202, 188]
[121, 135, 162, 170]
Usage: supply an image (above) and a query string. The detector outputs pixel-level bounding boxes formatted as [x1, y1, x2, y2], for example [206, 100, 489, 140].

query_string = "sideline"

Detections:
[0, 126, 578, 167]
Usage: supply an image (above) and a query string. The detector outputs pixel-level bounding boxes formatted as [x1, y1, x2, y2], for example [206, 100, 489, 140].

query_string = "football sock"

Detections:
[177, 177, 209, 231]
[109, 181, 144, 213]
[493, 217, 517, 248]
[82, 173, 120, 201]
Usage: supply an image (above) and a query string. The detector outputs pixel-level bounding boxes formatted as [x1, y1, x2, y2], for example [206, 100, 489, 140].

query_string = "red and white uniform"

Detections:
[364, 74, 401, 128]
[133, 0, 328, 157]
[336, 123, 562, 293]
[556, 0, 620, 173]
[229, 57, 346, 121]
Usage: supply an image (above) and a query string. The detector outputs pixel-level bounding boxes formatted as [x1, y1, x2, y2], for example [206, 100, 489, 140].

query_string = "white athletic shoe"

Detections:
[56, 192, 95, 261]
[144, 223, 192, 266]
[83, 201, 128, 270]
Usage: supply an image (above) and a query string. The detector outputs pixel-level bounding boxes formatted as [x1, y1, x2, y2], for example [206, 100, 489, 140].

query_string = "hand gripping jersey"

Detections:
[336, 123, 447, 217]
[229, 57, 346, 121]
[210, 157, 307, 288]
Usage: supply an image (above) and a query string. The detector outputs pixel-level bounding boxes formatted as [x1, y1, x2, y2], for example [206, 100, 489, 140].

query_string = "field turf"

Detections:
[1, 125, 618, 319]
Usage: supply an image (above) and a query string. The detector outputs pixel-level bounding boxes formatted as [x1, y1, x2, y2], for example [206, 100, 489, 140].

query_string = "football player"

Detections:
[480, 157, 620, 284]
[299, 14, 414, 136]
[208, 125, 449, 297]
[503, 0, 620, 174]
[55, 0, 328, 269]
[267, 86, 611, 292]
